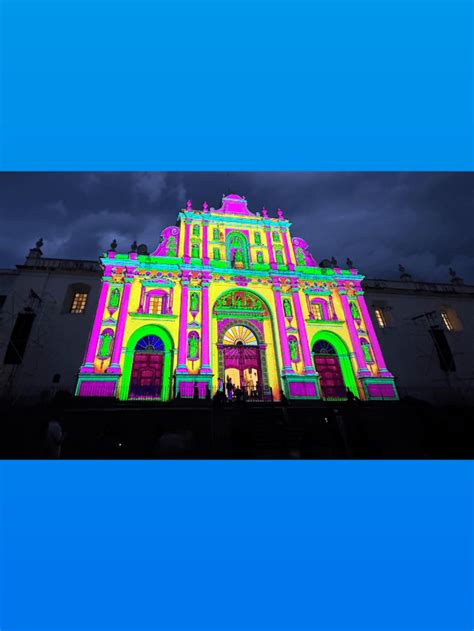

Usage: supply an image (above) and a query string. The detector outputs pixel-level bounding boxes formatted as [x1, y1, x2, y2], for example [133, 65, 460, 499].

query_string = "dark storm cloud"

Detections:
[0, 172, 473, 283]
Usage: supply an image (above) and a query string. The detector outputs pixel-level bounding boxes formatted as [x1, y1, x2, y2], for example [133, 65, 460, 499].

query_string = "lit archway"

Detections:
[213, 288, 279, 400]
[222, 324, 262, 396]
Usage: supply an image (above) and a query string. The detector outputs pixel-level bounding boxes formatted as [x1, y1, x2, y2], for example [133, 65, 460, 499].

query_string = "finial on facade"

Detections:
[262, 206, 268, 218]
[130, 240, 138, 252]
[346, 257, 353, 268]
[277, 208, 284, 219]
[110, 239, 117, 251]
[186, 199, 192, 210]
[203, 201, 209, 212]
[398, 263, 412, 281]
[27, 237, 44, 260]
[330, 256, 338, 268]
[449, 267, 463, 285]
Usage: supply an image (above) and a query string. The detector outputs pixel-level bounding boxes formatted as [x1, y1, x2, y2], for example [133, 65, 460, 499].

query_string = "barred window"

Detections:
[311, 303, 323, 320]
[70, 292, 88, 314]
[149, 295, 164, 314]
[374, 307, 386, 328]
[440, 311, 454, 331]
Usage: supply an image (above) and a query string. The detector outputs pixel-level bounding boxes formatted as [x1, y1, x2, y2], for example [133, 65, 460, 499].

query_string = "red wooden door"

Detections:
[314, 354, 346, 399]
[129, 353, 163, 399]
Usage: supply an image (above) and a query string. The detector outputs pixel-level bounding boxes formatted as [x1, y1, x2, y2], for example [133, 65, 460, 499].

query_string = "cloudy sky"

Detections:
[0, 172, 472, 283]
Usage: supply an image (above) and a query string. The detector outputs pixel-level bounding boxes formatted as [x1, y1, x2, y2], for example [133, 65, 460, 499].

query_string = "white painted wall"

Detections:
[0, 257, 100, 403]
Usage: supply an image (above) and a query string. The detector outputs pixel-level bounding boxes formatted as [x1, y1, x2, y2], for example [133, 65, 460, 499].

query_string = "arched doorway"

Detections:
[213, 289, 276, 400]
[222, 325, 263, 397]
[129, 335, 165, 399]
[313, 339, 346, 399]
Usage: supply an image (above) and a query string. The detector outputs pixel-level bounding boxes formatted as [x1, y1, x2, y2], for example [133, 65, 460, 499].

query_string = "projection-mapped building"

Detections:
[76, 194, 398, 401]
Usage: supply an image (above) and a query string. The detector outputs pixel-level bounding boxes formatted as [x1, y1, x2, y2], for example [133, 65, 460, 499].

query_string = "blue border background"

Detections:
[0, 0, 473, 170]
[1, 461, 473, 630]
[1, 1, 473, 629]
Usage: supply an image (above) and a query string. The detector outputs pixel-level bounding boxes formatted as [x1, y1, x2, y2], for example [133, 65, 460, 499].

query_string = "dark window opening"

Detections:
[4, 312, 36, 364]
[430, 326, 456, 372]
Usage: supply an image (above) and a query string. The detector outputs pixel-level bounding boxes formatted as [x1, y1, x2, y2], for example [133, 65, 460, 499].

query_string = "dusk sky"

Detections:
[1, 172, 473, 282]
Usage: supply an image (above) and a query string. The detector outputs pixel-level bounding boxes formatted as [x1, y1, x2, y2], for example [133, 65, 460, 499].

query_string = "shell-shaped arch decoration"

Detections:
[223, 325, 258, 346]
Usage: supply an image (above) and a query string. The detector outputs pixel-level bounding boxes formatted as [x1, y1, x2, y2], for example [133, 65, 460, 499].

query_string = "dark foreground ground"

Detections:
[1, 394, 473, 459]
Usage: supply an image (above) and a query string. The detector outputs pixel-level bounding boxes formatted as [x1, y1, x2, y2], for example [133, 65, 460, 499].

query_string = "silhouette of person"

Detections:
[346, 388, 355, 403]
[193, 382, 199, 400]
[226, 376, 234, 400]
[46, 417, 64, 458]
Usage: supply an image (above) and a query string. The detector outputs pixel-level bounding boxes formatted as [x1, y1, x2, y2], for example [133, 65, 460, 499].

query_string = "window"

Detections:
[374, 307, 386, 328]
[254, 232, 261, 245]
[213, 228, 220, 241]
[441, 310, 454, 331]
[192, 224, 200, 237]
[275, 250, 284, 265]
[191, 243, 200, 258]
[70, 292, 88, 314]
[4, 312, 36, 364]
[149, 295, 164, 314]
[311, 303, 323, 320]
[256, 251, 264, 264]
[62, 283, 91, 314]
[213, 248, 220, 260]
[310, 299, 329, 320]
[430, 327, 456, 372]
[272, 231, 280, 243]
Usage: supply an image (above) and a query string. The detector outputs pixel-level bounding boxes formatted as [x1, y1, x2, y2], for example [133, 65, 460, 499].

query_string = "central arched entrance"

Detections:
[222, 325, 263, 397]
[213, 289, 276, 400]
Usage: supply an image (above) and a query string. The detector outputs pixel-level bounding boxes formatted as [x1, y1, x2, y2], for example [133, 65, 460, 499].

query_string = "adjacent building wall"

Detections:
[363, 278, 474, 405]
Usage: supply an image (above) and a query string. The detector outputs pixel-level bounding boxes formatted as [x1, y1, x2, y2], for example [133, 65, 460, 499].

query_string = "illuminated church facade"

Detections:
[76, 194, 398, 401]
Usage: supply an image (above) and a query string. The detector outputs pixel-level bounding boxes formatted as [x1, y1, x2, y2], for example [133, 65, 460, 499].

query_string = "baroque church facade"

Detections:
[76, 194, 398, 401]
